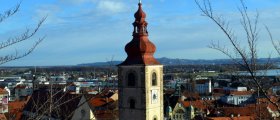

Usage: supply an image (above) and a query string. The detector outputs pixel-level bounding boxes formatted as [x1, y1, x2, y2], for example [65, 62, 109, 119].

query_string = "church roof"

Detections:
[119, 2, 160, 66]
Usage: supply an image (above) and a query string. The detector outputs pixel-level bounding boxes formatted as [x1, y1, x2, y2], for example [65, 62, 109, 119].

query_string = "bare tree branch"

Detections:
[0, 36, 44, 65]
[266, 25, 280, 56]
[0, 2, 20, 23]
[195, 0, 280, 116]
[0, 2, 47, 65]
[0, 16, 46, 50]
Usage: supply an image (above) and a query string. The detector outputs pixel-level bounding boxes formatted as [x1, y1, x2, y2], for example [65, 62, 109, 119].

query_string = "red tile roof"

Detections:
[15, 85, 27, 89]
[89, 98, 114, 107]
[268, 103, 280, 111]
[181, 100, 214, 109]
[196, 79, 210, 84]
[0, 89, 8, 94]
[0, 114, 7, 120]
[182, 91, 200, 100]
[9, 101, 26, 111]
[229, 91, 254, 96]
[94, 110, 119, 120]
[219, 105, 273, 119]
[212, 93, 225, 97]
[7, 98, 30, 120]
[207, 116, 254, 120]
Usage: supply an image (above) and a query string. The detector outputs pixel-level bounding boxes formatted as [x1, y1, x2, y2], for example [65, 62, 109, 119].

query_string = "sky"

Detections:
[0, 0, 279, 66]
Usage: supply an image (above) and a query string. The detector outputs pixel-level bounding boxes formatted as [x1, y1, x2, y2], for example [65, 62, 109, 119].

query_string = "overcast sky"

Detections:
[0, 0, 279, 66]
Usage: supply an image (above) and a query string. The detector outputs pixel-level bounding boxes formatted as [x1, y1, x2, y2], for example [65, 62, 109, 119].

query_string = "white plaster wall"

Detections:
[71, 96, 95, 120]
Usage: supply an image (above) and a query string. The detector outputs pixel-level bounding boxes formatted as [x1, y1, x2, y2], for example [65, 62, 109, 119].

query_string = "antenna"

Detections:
[139, 0, 142, 4]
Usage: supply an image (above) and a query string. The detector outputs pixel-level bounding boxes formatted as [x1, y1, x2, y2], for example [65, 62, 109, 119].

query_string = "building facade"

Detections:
[195, 79, 212, 95]
[15, 85, 32, 100]
[0, 89, 8, 113]
[118, 2, 164, 120]
[220, 91, 255, 105]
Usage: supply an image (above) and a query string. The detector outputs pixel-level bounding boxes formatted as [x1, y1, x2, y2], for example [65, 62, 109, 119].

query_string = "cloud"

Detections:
[58, 0, 95, 5]
[34, 4, 65, 25]
[97, 1, 126, 14]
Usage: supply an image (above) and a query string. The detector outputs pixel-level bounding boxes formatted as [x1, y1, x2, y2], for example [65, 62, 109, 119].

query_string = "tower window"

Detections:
[129, 99, 136, 109]
[152, 72, 157, 86]
[153, 115, 157, 120]
[128, 73, 136, 87]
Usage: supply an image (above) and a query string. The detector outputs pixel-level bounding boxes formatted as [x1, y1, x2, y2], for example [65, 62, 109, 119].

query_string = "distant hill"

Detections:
[78, 61, 122, 67]
[77, 57, 280, 66]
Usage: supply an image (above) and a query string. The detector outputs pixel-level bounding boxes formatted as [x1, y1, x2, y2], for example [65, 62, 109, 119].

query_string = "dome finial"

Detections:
[119, 0, 160, 66]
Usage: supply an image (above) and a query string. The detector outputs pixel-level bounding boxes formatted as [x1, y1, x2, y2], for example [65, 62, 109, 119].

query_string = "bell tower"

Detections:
[118, 1, 163, 120]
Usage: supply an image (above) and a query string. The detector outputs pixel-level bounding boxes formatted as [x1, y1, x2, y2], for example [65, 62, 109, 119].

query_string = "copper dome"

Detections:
[119, 2, 160, 66]
[134, 3, 146, 20]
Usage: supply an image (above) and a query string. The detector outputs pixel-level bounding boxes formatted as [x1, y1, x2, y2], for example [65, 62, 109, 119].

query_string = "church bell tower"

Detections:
[118, 1, 164, 120]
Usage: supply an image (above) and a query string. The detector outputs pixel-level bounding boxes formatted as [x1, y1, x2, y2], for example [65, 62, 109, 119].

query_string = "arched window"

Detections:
[153, 115, 157, 120]
[129, 99, 136, 109]
[128, 73, 136, 87]
[152, 72, 157, 86]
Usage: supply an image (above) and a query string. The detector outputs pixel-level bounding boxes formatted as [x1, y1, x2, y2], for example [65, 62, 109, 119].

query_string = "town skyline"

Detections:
[0, 0, 280, 66]
[0, 1, 280, 119]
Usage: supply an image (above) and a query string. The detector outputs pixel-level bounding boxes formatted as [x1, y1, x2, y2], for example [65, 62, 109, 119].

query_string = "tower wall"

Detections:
[118, 65, 163, 120]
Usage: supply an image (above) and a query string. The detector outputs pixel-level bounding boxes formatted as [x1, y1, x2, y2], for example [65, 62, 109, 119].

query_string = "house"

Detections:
[22, 88, 118, 120]
[267, 103, 280, 118]
[171, 100, 213, 120]
[195, 79, 212, 95]
[72, 90, 118, 120]
[14, 85, 32, 100]
[163, 91, 179, 119]
[88, 91, 118, 120]
[0, 88, 8, 113]
[201, 93, 224, 101]
[220, 91, 255, 105]
[215, 104, 274, 119]
[258, 97, 280, 118]
[271, 82, 280, 95]
[171, 103, 189, 120]
[71, 95, 96, 120]
[3, 87, 10, 101]
[22, 89, 84, 119]
[223, 86, 247, 92]
[64, 83, 80, 94]
[181, 91, 200, 101]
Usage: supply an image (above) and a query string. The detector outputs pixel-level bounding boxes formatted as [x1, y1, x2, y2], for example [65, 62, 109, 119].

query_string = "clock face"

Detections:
[151, 90, 158, 104]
